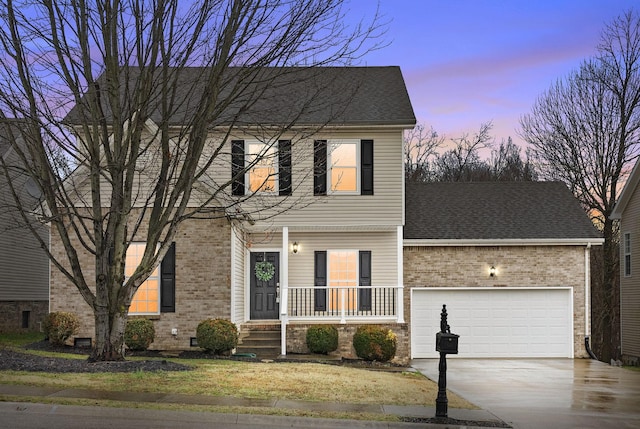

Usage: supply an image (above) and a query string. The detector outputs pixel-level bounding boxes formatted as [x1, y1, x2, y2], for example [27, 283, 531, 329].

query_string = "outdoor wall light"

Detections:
[489, 266, 496, 277]
[292, 242, 299, 254]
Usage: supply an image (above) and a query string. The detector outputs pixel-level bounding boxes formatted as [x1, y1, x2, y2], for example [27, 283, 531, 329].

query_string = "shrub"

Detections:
[124, 318, 155, 351]
[196, 318, 238, 355]
[43, 311, 80, 346]
[306, 325, 339, 354]
[352, 325, 397, 362]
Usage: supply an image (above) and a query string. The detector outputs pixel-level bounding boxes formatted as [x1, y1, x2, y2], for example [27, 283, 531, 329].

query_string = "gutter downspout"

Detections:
[585, 243, 598, 360]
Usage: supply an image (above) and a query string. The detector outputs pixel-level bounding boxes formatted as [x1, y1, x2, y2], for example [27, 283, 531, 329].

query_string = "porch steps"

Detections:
[236, 323, 281, 359]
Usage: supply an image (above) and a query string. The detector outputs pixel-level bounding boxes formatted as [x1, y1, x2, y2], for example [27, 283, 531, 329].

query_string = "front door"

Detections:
[250, 252, 280, 319]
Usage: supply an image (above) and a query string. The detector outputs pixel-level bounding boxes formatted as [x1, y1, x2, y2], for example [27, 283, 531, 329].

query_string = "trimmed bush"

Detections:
[43, 311, 80, 346]
[124, 318, 155, 351]
[196, 318, 238, 355]
[352, 325, 397, 362]
[306, 325, 339, 354]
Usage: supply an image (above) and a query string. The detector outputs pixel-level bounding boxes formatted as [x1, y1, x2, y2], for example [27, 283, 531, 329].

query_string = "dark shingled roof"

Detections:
[404, 182, 602, 240]
[64, 66, 416, 127]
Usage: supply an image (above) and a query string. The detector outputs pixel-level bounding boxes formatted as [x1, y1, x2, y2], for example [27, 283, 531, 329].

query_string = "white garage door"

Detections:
[411, 287, 573, 358]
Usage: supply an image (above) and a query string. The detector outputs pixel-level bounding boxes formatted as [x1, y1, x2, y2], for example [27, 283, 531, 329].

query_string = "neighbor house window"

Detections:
[624, 232, 631, 277]
[127, 243, 160, 315]
[328, 141, 359, 193]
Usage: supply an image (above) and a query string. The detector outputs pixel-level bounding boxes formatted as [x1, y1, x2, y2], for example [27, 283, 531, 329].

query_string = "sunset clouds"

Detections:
[351, 0, 639, 144]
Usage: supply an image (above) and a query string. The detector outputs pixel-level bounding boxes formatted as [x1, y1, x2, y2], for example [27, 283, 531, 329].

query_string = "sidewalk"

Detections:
[0, 383, 505, 428]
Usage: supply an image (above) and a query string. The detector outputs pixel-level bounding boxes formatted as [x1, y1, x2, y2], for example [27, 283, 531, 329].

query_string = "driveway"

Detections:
[412, 358, 640, 429]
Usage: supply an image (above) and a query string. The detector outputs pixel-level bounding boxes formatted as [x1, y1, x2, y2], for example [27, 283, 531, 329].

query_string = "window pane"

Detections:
[248, 143, 276, 193]
[127, 243, 161, 315]
[329, 142, 357, 192]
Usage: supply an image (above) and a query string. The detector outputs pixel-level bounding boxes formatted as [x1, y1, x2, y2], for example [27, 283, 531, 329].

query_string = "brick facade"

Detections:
[403, 245, 589, 358]
[0, 300, 48, 332]
[286, 322, 410, 365]
[50, 215, 232, 350]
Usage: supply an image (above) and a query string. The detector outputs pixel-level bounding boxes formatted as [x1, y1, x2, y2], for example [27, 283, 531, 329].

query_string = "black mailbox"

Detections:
[436, 331, 459, 354]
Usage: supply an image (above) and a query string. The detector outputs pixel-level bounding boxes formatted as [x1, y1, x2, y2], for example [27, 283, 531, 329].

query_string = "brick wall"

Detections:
[0, 300, 48, 332]
[403, 245, 589, 358]
[50, 214, 232, 350]
[286, 322, 410, 365]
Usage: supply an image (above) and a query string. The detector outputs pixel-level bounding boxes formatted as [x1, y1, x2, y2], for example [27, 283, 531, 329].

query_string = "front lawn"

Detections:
[0, 333, 477, 420]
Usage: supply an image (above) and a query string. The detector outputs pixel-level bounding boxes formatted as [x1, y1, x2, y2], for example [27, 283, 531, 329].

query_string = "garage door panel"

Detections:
[411, 288, 573, 358]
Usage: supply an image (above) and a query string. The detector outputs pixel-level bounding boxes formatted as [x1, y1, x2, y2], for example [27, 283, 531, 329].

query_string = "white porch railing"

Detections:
[286, 286, 400, 323]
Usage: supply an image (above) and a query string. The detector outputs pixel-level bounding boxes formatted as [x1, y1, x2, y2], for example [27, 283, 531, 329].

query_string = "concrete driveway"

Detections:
[412, 358, 640, 429]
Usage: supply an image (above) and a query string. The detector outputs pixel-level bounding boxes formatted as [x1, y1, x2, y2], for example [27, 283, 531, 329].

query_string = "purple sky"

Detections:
[350, 0, 640, 145]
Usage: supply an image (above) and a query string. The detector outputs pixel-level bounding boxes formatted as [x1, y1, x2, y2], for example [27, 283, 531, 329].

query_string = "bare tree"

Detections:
[0, 0, 382, 361]
[520, 10, 640, 362]
[403, 123, 445, 182]
[489, 137, 538, 182]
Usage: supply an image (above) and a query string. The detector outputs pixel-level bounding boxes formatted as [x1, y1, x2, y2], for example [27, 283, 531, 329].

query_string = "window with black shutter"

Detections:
[160, 242, 176, 313]
[279, 140, 292, 196]
[231, 140, 245, 196]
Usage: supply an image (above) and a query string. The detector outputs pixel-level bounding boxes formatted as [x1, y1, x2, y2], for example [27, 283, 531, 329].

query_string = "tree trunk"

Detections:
[90, 305, 127, 362]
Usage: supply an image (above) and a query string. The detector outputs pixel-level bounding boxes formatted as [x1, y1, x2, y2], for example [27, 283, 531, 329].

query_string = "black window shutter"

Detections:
[279, 140, 292, 196]
[160, 242, 176, 313]
[314, 140, 327, 195]
[314, 251, 327, 311]
[358, 250, 372, 311]
[361, 140, 374, 195]
[231, 140, 245, 196]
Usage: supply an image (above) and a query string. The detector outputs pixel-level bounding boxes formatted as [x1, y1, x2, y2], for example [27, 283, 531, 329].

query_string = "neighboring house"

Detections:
[612, 158, 640, 365]
[0, 120, 49, 332]
[404, 182, 603, 359]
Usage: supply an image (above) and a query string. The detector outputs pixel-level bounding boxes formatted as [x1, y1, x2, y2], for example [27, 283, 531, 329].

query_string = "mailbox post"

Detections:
[435, 304, 459, 418]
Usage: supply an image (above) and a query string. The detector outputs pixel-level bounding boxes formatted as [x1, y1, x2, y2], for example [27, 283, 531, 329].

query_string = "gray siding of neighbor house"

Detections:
[0, 125, 50, 331]
[620, 182, 640, 361]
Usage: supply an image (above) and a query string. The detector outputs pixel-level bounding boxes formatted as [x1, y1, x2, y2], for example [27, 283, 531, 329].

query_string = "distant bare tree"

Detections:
[520, 10, 640, 362]
[0, 0, 383, 361]
[404, 124, 445, 182]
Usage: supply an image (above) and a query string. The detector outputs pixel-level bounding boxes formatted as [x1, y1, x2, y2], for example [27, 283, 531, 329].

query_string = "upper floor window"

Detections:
[624, 232, 631, 277]
[232, 139, 291, 196]
[314, 139, 373, 196]
[248, 142, 277, 193]
[329, 142, 359, 193]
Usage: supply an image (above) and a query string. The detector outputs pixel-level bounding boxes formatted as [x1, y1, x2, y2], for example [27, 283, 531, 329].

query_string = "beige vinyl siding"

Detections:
[620, 181, 640, 358]
[211, 129, 404, 227]
[286, 231, 399, 287]
[231, 227, 246, 323]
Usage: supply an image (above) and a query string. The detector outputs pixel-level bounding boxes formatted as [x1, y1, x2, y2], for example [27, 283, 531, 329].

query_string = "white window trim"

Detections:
[624, 232, 631, 277]
[127, 243, 161, 316]
[245, 140, 279, 194]
[327, 139, 360, 195]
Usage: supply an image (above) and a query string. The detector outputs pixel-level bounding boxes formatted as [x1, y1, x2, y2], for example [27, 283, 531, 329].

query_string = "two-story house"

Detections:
[49, 66, 416, 361]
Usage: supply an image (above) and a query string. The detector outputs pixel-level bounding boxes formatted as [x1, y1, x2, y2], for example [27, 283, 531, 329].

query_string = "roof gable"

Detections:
[612, 157, 640, 219]
[405, 181, 602, 241]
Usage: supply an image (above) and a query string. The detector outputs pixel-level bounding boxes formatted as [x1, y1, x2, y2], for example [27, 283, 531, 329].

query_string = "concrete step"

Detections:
[237, 324, 281, 359]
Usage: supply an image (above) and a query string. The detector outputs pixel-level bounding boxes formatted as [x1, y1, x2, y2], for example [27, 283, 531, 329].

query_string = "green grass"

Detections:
[0, 332, 45, 348]
[0, 332, 478, 421]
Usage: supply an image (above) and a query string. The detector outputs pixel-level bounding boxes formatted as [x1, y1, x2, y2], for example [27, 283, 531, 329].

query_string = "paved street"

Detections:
[412, 358, 640, 429]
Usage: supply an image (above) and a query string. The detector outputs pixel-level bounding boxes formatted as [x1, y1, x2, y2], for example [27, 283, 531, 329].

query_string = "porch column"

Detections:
[280, 226, 289, 356]
[397, 225, 405, 323]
